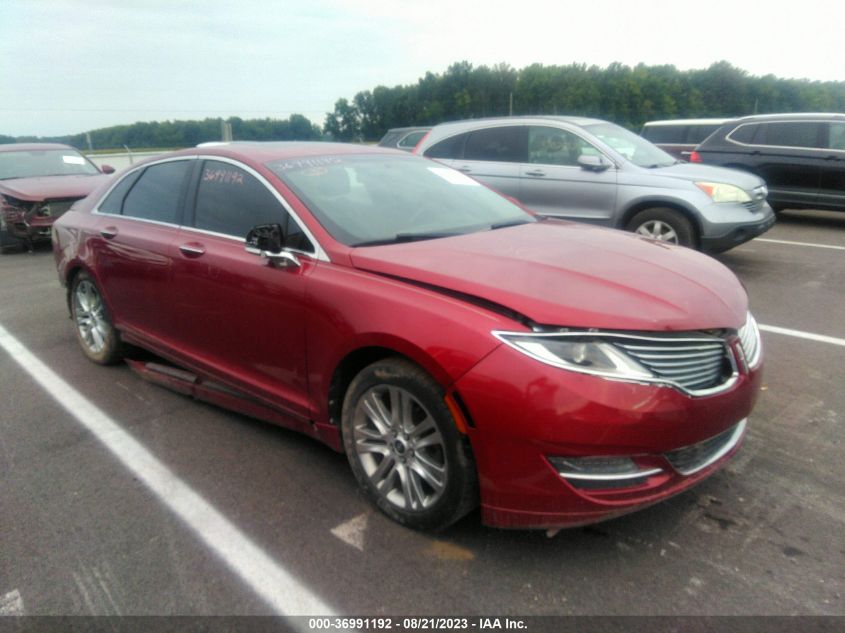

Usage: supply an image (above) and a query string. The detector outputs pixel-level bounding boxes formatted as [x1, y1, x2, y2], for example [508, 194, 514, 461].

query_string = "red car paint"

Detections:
[0, 143, 111, 248]
[53, 143, 761, 529]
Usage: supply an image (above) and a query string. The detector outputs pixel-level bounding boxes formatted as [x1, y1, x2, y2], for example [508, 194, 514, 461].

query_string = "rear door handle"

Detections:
[100, 226, 118, 239]
[179, 243, 206, 257]
[524, 170, 546, 177]
[456, 166, 472, 173]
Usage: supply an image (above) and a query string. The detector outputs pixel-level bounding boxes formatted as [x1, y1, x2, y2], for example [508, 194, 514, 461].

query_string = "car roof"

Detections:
[0, 142, 78, 153]
[171, 141, 403, 162]
[643, 118, 729, 126]
[430, 115, 608, 131]
[731, 112, 845, 123]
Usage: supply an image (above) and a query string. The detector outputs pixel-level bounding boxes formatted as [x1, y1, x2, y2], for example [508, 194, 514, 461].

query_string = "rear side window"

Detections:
[98, 171, 141, 215]
[826, 122, 845, 150]
[757, 122, 822, 149]
[642, 125, 686, 144]
[464, 126, 526, 162]
[193, 160, 312, 250]
[424, 133, 468, 159]
[398, 130, 428, 149]
[122, 161, 190, 223]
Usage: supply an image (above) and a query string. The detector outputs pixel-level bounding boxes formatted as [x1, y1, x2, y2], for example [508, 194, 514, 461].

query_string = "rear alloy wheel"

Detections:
[70, 271, 123, 365]
[627, 207, 694, 247]
[341, 358, 477, 531]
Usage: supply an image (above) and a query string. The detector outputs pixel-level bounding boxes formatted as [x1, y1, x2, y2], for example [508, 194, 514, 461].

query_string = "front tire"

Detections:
[626, 207, 695, 247]
[341, 358, 477, 531]
[70, 271, 123, 365]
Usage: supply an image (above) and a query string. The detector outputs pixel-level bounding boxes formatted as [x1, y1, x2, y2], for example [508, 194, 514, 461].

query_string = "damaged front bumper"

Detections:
[1, 197, 78, 245]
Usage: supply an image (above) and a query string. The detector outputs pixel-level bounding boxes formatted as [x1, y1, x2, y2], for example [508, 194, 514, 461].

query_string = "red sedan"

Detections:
[0, 143, 113, 252]
[53, 143, 762, 531]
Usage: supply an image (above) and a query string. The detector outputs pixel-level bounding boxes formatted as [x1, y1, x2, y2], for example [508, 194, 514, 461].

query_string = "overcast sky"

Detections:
[1, 0, 842, 137]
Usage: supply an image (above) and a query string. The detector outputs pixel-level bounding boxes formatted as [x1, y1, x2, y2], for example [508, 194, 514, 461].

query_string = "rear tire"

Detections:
[626, 207, 695, 247]
[70, 271, 123, 365]
[341, 358, 477, 531]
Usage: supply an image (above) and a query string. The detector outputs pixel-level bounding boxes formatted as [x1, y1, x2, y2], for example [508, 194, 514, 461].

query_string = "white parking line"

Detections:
[756, 238, 845, 251]
[759, 324, 845, 348]
[0, 323, 336, 618]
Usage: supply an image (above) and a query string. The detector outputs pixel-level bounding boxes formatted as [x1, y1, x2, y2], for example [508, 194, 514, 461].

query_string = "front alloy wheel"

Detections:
[627, 207, 694, 247]
[342, 358, 477, 531]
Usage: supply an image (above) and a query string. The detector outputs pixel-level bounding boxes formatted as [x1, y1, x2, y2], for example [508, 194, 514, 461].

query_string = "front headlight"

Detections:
[695, 181, 752, 204]
[493, 333, 654, 380]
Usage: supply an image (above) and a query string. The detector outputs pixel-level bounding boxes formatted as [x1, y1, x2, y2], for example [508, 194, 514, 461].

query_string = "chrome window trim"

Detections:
[725, 120, 845, 154]
[492, 329, 740, 398]
[178, 224, 318, 259]
[92, 154, 330, 262]
[667, 418, 747, 476]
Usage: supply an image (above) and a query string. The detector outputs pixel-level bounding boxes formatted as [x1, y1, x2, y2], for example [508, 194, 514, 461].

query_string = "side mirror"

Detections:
[245, 223, 300, 267]
[578, 155, 612, 172]
[100, 164, 116, 174]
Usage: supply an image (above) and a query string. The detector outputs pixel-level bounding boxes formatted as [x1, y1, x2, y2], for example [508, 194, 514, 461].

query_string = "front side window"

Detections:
[529, 126, 596, 166]
[464, 126, 526, 163]
[122, 161, 190, 224]
[584, 122, 674, 168]
[193, 160, 311, 250]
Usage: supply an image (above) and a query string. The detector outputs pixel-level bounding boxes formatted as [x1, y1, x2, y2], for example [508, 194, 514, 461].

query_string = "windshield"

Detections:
[0, 148, 101, 180]
[584, 122, 676, 168]
[267, 154, 534, 246]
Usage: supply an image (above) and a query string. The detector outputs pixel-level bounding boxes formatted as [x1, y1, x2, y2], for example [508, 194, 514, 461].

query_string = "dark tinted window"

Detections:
[122, 161, 190, 223]
[464, 126, 526, 162]
[423, 133, 467, 159]
[194, 160, 311, 250]
[642, 125, 686, 144]
[398, 130, 428, 149]
[98, 171, 141, 215]
[758, 122, 822, 148]
[728, 123, 758, 144]
[688, 124, 722, 143]
[826, 122, 845, 150]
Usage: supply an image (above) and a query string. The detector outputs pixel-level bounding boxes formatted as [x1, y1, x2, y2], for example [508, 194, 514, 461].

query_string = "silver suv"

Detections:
[415, 116, 775, 252]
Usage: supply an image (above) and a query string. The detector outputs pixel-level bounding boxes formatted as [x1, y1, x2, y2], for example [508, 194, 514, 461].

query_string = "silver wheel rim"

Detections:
[74, 280, 108, 354]
[352, 385, 448, 511]
[635, 220, 679, 243]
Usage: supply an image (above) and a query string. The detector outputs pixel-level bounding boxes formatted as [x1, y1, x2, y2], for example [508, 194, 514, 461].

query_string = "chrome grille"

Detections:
[738, 312, 761, 368]
[665, 419, 746, 475]
[614, 338, 730, 391]
[742, 186, 768, 212]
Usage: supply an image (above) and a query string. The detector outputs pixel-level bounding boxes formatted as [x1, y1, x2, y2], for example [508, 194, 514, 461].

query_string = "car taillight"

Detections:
[689, 150, 703, 163]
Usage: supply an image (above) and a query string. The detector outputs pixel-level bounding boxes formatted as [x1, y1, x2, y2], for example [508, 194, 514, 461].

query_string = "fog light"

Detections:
[548, 455, 662, 490]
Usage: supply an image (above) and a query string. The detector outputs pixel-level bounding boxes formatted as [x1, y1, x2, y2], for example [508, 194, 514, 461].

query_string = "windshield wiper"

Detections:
[353, 231, 462, 247]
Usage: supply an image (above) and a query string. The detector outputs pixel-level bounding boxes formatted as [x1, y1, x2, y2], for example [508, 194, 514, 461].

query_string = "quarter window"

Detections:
[193, 160, 311, 250]
[529, 127, 594, 166]
[98, 171, 141, 215]
[122, 161, 190, 224]
[464, 126, 526, 162]
[728, 124, 758, 144]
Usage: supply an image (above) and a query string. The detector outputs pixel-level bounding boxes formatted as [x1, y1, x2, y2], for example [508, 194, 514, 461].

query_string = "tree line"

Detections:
[4, 61, 844, 150]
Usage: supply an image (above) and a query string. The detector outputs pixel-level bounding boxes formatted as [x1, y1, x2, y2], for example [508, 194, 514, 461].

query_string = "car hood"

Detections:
[0, 174, 111, 202]
[350, 221, 747, 331]
[647, 162, 764, 190]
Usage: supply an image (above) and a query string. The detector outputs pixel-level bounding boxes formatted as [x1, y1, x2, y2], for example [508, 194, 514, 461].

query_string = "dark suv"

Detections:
[691, 113, 845, 212]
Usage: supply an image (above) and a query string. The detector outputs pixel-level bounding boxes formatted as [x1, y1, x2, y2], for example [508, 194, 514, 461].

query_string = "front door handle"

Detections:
[456, 166, 472, 173]
[179, 243, 206, 258]
[100, 226, 118, 239]
[524, 170, 546, 177]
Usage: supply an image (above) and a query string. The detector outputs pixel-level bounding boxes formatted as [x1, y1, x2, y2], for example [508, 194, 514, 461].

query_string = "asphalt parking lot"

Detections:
[0, 211, 843, 620]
